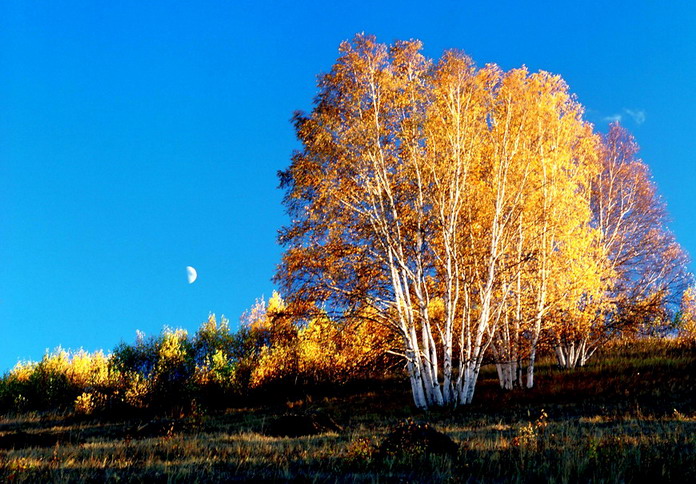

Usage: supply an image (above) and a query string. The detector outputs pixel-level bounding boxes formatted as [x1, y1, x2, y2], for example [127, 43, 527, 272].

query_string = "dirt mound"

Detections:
[263, 412, 342, 437]
[378, 419, 458, 458]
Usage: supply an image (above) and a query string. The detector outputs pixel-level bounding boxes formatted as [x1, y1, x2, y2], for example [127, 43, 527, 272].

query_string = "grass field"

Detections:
[1, 339, 694, 482]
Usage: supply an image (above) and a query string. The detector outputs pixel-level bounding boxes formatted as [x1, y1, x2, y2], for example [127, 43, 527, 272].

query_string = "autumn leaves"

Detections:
[277, 35, 688, 409]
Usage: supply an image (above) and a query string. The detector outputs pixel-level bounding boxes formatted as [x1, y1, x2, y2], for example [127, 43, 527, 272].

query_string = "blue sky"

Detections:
[1, 1, 695, 371]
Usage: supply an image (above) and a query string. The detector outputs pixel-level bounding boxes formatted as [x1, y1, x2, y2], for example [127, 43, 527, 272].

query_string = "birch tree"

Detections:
[277, 35, 609, 407]
[551, 123, 690, 368]
[488, 69, 601, 390]
[278, 36, 441, 408]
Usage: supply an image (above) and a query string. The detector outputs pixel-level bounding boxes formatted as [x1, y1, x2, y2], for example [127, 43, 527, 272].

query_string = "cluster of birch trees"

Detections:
[276, 35, 689, 409]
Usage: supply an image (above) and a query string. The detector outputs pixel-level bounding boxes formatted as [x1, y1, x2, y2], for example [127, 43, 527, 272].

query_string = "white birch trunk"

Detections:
[554, 337, 598, 369]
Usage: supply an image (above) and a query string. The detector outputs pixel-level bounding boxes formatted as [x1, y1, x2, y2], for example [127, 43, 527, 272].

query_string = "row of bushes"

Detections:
[4, 289, 694, 417]
[0, 293, 397, 416]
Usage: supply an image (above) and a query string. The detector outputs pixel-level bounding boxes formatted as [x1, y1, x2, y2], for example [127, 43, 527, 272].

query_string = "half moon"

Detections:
[186, 266, 197, 284]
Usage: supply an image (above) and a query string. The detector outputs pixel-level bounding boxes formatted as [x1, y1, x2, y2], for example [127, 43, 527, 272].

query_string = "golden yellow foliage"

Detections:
[277, 33, 626, 404]
[8, 360, 37, 383]
[249, 308, 395, 388]
[66, 350, 111, 388]
[679, 286, 696, 341]
[249, 344, 297, 388]
[9, 348, 112, 388]
[74, 390, 107, 415]
[124, 372, 149, 409]
[157, 328, 188, 369]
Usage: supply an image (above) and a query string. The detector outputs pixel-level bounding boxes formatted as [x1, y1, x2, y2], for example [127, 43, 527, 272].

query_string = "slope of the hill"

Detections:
[0, 339, 694, 483]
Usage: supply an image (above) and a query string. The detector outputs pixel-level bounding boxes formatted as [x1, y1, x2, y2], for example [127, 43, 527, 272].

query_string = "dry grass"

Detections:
[1, 339, 694, 482]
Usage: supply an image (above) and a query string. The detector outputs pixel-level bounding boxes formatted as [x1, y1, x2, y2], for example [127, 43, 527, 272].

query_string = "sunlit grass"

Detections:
[1, 338, 694, 482]
[1, 416, 694, 482]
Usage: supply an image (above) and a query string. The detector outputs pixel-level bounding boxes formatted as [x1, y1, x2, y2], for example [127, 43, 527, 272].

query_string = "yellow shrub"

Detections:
[40, 348, 71, 375]
[66, 350, 111, 388]
[249, 312, 396, 388]
[681, 320, 696, 342]
[249, 345, 297, 388]
[12, 348, 113, 388]
[680, 286, 696, 342]
[157, 328, 188, 369]
[298, 316, 342, 380]
[124, 373, 149, 408]
[74, 391, 107, 415]
[8, 361, 37, 383]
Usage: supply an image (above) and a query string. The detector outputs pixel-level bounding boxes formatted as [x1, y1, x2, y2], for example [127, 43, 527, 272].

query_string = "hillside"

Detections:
[1, 339, 694, 483]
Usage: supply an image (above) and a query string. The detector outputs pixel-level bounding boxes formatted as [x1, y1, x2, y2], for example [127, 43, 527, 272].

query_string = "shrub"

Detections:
[74, 391, 107, 415]
[249, 311, 397, 389]
[0, 361, 35, 413]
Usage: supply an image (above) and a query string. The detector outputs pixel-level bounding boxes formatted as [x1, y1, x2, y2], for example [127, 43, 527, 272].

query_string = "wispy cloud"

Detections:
[624, 109, 646, 125]
[602, 108, 646, 125]
[603, 113, 623, 123]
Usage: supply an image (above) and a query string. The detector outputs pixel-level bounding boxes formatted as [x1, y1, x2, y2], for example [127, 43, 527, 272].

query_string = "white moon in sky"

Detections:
[186, 266, 197, 284]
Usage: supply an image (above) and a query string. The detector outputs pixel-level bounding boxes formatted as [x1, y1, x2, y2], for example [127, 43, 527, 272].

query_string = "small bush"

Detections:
[74, 391, 108, 415]
[344, 436, 379, 462]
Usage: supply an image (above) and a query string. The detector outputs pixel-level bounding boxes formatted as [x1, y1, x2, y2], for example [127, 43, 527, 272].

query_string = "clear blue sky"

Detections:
[2, 1, 695, 372]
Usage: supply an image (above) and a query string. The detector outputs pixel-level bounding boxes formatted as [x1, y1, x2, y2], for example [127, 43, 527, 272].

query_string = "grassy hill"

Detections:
[1, 339, 694, 482]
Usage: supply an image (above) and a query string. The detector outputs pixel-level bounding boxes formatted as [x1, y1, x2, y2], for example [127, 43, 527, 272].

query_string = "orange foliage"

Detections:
[249, 307, 396, 388]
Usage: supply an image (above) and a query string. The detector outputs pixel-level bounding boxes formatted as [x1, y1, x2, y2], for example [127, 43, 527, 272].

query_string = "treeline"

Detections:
[2, 290, 695, 416]
[0, 292, 396, 415]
